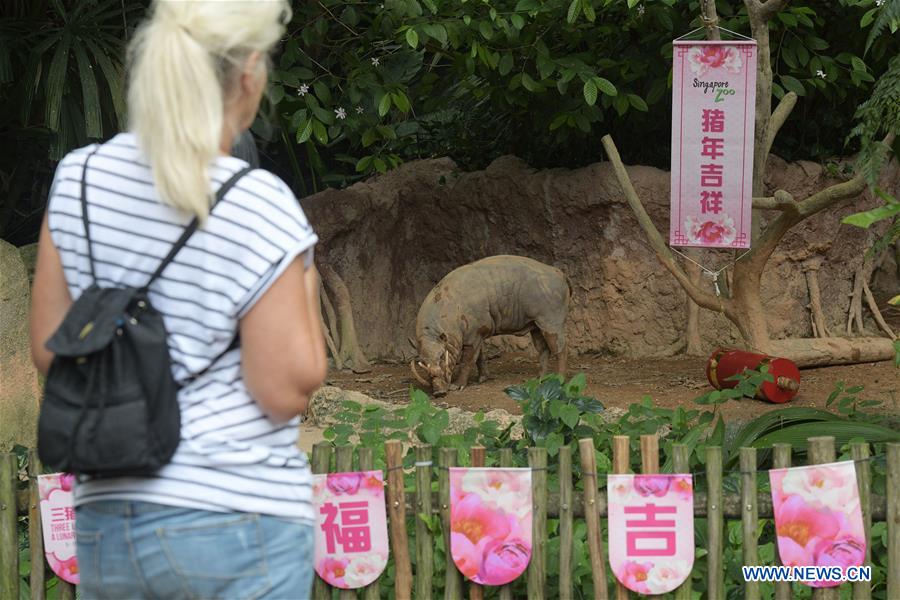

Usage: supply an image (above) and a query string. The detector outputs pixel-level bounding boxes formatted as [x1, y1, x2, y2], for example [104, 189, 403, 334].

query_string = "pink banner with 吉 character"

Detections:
[312, 471, 389, 589]
[607, 474, 694, 594]
[670, 40, 757, 249]
[37, 473, 79, 584]
[770, 460, 866, 588]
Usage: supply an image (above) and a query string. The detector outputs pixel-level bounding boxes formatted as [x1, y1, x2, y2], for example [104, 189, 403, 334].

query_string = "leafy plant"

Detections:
[504, 372, 604, 456]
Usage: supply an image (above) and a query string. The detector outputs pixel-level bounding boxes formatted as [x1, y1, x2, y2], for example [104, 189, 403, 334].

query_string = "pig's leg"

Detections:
[476, 346, 488, 383]
[538, 328, 567, 376]
[450, 345, 477, 390]
[531, 329, 550, 376]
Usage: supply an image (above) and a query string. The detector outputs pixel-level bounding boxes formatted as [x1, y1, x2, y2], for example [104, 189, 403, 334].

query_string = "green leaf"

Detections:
[582, 0, 595, 22]
[566, 0, 580, 24]
[313, 119, 328, 144]
[406, 28, 419, 48]
[499, 53, 514, 76]
[780, 75, 806, 96]
[479, 21, 493, 40]
[45, 34, 72, 131]
[73, 44, 101, 137]
[851, 56, 867, 73]
[391, 91, 411, 113]
[362, 128, 379, 147]
[521, 72, 543, 92]
[313, 81, 331, 104]
[841, 203, 900, 228]
[84, 40, 125, 130]
[515, 0, 540, 10]
[627, 93, 648, 111]
[593, 76, 617, 96]
[296, 118, 313, 143]
[582, 79, 598, 106]
[378, 93, 392, 117]
[627, 0, 640, 7]
[777, 12, 798, 27]
[860, 8, 877, 28]
[510, 14, 525, 30]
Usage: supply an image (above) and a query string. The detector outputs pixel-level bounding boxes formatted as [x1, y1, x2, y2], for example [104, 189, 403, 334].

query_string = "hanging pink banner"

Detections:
[770, 460, 866, 588]
[37, 473, 79, 584]
[312, 471, 389, 589]
[608, 474, 694, 594]
[450, 468, 532, 586]
[670, 40, 757, 248]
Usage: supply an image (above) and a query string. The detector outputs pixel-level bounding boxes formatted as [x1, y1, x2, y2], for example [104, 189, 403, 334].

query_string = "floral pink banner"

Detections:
[670, 40, 757, 248]
[608, 474, 694, 594]
[770, 460, 866, 588]
[37, 473, 79, 584]
[312, 471, 389, 589]
[450, 468, 532, 586]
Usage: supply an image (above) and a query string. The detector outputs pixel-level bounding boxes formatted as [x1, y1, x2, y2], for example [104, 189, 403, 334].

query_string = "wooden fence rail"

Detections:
[3, 438, 899, 599]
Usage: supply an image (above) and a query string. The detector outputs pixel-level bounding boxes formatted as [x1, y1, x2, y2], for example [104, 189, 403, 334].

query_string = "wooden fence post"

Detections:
[1, 453, 18, 600]
[886, 443, 899, 599]
[612, 436, 630, 600]
[740, 447, 759, 600]
[311, 443, 332, 600]
[671, 444, 691, 600]
[357, 447, 380, 600]
[439, 448, 462, 600]
[808, 437, 838, 600]
[468, 447, 486, 600]
[386, 440, 412, 600]
[498, 448, 515, 600]
[850, 442, 871, 600]
[28, 450, 45, 600]
[578, 438, 609, 600]
[415, 445, 434, 600]
[335, 446, 357, 600]
[558, 445, 574, 600]
[772, 443, 792, 600]
[528, 447, 548, 600]
[706, 446, 724, 600]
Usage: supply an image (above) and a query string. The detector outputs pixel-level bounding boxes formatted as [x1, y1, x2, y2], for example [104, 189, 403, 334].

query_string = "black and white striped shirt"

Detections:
[49, 133, 317, 521]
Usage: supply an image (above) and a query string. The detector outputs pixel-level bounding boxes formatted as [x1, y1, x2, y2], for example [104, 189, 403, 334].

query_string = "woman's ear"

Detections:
[240, 50, 266, 95]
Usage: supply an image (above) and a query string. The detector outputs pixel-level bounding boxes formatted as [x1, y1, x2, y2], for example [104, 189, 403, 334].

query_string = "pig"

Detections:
[410, 255, 570, 396]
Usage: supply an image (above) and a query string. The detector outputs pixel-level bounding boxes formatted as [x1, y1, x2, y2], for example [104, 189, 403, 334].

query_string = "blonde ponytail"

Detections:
[127, 0, 290, 221]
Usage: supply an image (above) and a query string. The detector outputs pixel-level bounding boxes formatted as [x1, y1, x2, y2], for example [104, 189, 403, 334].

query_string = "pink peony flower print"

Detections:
[479, 538, 531, 586]
[342, 553, 387, 588]
[451, 492, 513, 580]
[461, 470, 529, 517]
[326, 472, 362, 495]
[815, 537, 865, 569]
[671, 476, 693, 501]
[319, 557, 350, 587]
[780, 465, 855, 510]
[361, 473, 384, 497]
[618, 560, 654, 594]
[609, 478, 633, 501]
[646, 560, 689, 594]
[685, 215, 737, 245]
[687, 45, 743, 77]
[633, 475, 671, 497]
[60, 474, 75, 492]
[774, 496, 842, 566]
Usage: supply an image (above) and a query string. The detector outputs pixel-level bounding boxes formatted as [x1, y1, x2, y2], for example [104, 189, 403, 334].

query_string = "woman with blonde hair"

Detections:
[29, 1, 326, 597]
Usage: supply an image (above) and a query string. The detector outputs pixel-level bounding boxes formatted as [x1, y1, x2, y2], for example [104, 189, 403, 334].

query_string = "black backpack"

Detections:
[37, 149, 251, 477]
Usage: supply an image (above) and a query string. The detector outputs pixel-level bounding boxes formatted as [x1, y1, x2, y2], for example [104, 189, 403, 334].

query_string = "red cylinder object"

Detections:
[706, 348, 801, 404]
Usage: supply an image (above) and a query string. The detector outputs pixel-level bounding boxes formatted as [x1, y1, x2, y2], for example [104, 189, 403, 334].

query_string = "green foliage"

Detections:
[504, 373, 604, 456]
[266, 0, 897, 194]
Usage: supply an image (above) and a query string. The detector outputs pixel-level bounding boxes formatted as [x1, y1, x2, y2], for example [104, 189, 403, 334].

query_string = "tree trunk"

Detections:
[767, 337, 896, 368]
[319, 263, 372, 373]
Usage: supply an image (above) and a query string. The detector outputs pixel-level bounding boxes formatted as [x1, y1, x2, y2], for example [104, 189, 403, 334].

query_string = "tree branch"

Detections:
[797, 175, 868, 217]
[601, 134, 725, 313]
[700, 0, 721, 41]
[752, 190, 796, 210]
[764, 92, 797, 160]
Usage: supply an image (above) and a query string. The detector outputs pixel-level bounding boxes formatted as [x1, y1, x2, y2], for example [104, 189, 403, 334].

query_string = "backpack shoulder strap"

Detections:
[139, 166, 254, 294]
[79, 146, 104, 284]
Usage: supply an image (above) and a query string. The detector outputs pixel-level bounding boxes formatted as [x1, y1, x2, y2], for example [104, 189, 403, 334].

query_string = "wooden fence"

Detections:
[2, 437, 898, 599]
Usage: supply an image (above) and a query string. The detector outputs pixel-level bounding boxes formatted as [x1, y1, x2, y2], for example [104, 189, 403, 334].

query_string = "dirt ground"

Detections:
[326, 353, 899, 421]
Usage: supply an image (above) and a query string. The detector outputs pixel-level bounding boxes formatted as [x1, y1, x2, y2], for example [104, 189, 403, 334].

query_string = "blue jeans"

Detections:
[75, 501, 314, 599]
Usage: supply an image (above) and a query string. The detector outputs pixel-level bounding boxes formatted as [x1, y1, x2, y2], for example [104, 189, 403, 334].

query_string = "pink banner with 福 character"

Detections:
[608, 474, 694, 594]
[670, 40, 757, 248]
[312, 471, 389, 589]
